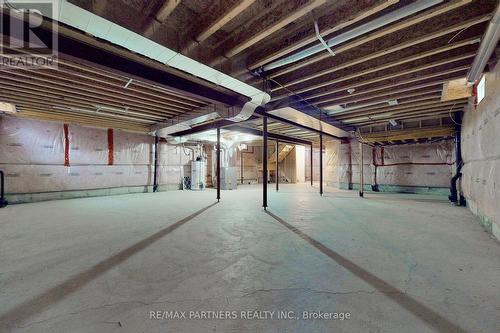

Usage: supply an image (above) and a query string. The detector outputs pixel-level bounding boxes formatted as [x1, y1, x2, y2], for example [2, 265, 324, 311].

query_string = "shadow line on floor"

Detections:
[0, 202, 218, 330]
[265, 210, 468, 333]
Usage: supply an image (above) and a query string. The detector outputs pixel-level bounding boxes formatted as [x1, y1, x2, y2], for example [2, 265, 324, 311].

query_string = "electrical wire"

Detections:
[447, 25, 473, 44]
[448, 103, 463, 125]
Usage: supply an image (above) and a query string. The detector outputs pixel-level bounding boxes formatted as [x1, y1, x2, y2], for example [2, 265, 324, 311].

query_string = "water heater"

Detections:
[191, 158, 206, 190]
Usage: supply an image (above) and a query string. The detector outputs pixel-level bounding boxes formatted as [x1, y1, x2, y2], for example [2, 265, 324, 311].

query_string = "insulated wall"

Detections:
[325, 139, 454, 193]
[0, 116, 192, 203]
[305, 146, 321, 183]
[461, 63, 500, 241]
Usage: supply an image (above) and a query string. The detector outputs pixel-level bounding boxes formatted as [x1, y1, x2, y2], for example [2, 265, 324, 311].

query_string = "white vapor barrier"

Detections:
[114, 131, 153, 165]
[325, 139, 454, 190]
[69, 125, 108, 164]
[0, 117, 64, 164]
[374, 142, 454, 188]
[0, 117, 194, 197]
[305, 146, 321, 182]
[461, 63, 500, 239]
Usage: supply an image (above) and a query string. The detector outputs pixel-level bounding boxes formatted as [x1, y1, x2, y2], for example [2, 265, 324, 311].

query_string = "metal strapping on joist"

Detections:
[108, 129, 114, 165]
[63, 124, 70, 166]
[314, 21, 335, 57]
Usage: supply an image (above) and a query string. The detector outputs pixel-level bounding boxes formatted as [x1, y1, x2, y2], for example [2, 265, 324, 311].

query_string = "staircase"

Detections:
[267, 144, 294, 170]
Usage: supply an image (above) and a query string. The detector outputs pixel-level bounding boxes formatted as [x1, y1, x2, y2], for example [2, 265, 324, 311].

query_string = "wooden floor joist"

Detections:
[361, 126, 455, 143]
[307, 66, 471, 106]
[333, 95, 446, 119]
[248, 0, 399, 70]
[338, 99, 468, 122]
[270, 14, 490, 89]
[320, 82, 446, 107]
[345, 104, 467, 125]
[268, 0, 474, 79]
[272, 36, 480, 97]
[223, 0, 327, 58]
[0, 81, 177, 118]
[283, 54, 475, 103]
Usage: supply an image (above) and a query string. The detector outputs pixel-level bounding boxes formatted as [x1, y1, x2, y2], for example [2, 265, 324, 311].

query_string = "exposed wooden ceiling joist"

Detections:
[196, 0, 256, 44]
[248, 0, 399, 70]
[325, 87, 444, 111]
[267, 0, 473, 79]
[337, 99, 468, 121]
[270, 14, 490, 90]
[316, 70, 469, 106]
[143, 0, 182, 37]
[0, 72, 188, 116]
[352, 107, 465, 126]
[16, 108, 151, 133]
[0, 84, 175, 118]
[344, 104, 467, 124]
[286, 54, 475, 103]
[332, 94, 446, 119]
[273, 37, 479, 98]
[361, 126, 455, 143]
[222, 0, 327, 59]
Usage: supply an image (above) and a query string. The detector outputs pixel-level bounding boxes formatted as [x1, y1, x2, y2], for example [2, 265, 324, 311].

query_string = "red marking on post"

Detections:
[107, 128, 114, 165]
[63, 124, 70, 166]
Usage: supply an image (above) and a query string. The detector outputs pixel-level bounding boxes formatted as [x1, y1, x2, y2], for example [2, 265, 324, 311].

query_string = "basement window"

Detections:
[476, 75, 486, 104]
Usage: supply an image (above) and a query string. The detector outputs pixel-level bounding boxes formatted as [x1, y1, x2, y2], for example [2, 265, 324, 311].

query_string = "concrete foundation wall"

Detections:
[461, 63, 500, 241]
[0, 116, 193, 203]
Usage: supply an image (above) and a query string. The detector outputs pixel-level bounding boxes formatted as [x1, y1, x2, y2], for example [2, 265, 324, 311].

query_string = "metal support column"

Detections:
[240, 148, 244, 185]
[0, 170, 8, 208]
[153, 135, 159, 192]
[310, 144, 313, 186]
[319, 133, 323, 196]
[263, 116, 268, 209]
[359, 141, 364, 197]
[276, 140, 279, 192]
[217, 127, 221, 202]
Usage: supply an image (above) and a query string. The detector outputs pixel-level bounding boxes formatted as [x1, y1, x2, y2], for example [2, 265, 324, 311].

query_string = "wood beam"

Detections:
[268, 0, 474, 78]
[223, 0, 327, 59]
[143, 0, 182, 37]
[249, 0, 398, 70]
[271, 15, 489, 89]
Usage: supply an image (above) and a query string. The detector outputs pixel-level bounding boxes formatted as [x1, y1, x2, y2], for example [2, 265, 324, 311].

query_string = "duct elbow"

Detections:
[227, 91, 271, 122]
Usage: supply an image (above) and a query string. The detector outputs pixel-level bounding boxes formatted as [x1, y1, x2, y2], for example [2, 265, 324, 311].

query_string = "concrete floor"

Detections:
[0, 184, 499, 333]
